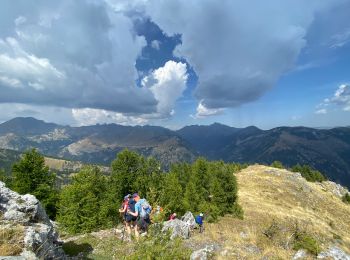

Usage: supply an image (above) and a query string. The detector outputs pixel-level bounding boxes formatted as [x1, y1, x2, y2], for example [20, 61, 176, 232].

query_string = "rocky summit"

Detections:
[0, 182, 65, 259]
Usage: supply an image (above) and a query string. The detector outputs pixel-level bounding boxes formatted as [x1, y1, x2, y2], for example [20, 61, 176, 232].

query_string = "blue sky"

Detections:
[0, 0, 350, 129]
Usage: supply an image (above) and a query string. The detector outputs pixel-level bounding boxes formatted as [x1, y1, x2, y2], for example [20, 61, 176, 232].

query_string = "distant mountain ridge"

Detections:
[1, 117, 350, 188]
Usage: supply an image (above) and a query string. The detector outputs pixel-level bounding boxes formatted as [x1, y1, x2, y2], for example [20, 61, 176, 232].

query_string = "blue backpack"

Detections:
[140, 200, 152, 219]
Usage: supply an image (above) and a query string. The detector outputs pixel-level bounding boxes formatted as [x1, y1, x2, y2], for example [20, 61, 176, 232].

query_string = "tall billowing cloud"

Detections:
[72, 60, 188, 125]
[0, 0, 156, 113]
[142, 0, 341, 111]
[142, 60, 188, 118]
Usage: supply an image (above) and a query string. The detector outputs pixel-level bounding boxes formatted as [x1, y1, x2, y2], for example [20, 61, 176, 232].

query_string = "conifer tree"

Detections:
[58, 166, 113, 233]
[183, 177, 201, 213]
[11, 149, 58, 219]
[160, 173, 184, 214]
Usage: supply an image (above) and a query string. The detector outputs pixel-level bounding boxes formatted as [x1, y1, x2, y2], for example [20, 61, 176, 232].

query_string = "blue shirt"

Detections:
[135, 198, 146, 215]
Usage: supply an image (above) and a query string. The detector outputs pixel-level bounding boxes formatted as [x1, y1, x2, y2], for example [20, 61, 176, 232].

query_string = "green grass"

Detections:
[62, 230, 192, 260]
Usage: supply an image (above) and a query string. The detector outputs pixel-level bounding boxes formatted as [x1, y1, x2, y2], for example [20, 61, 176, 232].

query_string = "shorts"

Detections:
[136, 217, 150, 230]
[125, 214, 137, 223]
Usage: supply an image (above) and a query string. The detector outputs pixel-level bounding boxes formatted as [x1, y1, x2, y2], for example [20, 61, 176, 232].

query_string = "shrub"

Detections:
[291, 164, 326, 182]
[270, 161, 284, 169]
[126, 233, 191, 259]
[293, 232, 320, 256]
[342, 193, 350, 204]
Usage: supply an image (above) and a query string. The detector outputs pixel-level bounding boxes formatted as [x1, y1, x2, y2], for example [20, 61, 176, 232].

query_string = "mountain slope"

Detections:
[0, 117, 196, 168]
[193, 165, 350, 258]
[178, 124, 350, 188]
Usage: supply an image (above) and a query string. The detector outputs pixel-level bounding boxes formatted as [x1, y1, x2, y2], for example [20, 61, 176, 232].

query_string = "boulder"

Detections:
[317, 246, 350, 259]
[181, 211, 196, 230]
[0, 181, 65, 259]
[162, 219, 190, 239]
[293, 249, 308, 259]
[190, 245, 218, 260]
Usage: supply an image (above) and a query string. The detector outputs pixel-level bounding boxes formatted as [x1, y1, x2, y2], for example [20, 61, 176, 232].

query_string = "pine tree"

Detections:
[160, 173, 184, 214]
[58, 166, 113, 234]
[11, 149, 58, 219]
[183, 177, 201, 213]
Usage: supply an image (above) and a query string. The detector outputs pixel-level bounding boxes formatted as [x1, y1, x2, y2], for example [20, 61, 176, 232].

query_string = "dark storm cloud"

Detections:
[0, 0, 157, 113]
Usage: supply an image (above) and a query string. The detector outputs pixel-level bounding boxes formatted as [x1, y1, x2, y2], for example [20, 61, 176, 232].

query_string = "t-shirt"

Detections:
[135, 198, 146, 215]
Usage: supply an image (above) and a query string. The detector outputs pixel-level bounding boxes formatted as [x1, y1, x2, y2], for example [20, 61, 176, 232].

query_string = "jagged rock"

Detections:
[190, 245, 218, 260]
[0, 181, 65, 259]
[317, 246, 350, 259]
[319, 182, 349, 198]
[293, 249, 308, 259]
[181, 211, 196, 230]
[162, 219, 190, 239]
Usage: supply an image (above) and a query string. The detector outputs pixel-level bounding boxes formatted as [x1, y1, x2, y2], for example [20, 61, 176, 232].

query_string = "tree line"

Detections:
[1, 149, 245, 234]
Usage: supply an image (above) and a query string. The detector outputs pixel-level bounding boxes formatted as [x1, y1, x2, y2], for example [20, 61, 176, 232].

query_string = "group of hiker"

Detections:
[119, 193, 152, 240]
[119, 193, 204, 240]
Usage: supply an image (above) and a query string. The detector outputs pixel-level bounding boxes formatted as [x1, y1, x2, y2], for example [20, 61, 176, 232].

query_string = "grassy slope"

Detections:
[191, 165, 350, 259]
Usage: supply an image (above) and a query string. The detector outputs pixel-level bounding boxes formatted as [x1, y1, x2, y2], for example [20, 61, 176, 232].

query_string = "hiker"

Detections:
[127, 193, 152, 239]
[169, 212, 177, 220]
[118, 194, 136, 240]
[195, 213, 204, 233]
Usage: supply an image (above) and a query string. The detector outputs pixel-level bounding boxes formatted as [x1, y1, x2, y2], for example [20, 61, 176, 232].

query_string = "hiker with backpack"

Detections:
[127, 193, 152, 240]
[195, 213, 204, 233]
[118, 194, 136, 241]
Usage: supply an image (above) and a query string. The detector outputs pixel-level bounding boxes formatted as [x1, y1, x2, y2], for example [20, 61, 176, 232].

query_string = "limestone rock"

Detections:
[317, 246, 350, 260]
[181, 211, 196, 230]
[0, 181, 65, 259]
[162, 219, 190, 239]
[190, 245, 218, 260]
[293, 249, 308, 259]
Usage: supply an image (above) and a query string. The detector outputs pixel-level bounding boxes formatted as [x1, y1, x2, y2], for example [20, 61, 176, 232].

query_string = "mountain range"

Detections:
[0, 117, 349, 188]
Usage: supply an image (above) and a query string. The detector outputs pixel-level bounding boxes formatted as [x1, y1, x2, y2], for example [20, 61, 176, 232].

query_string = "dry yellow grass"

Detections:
[0, 225, 24, 256]
[191, 165, 350, 259]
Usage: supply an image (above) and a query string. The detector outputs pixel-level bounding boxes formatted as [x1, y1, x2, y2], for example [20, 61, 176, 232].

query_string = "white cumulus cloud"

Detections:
[142, 60, 188, 118]
[316, 84, 350, 114]
[193, 100, 224, 118]
[72, 108, 148, 126]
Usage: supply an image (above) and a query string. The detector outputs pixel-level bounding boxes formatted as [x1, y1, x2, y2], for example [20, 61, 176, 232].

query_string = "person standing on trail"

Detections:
[127, 193, 152, 239]
[195, 213, 204, 233]
[119, 194, 136, 240]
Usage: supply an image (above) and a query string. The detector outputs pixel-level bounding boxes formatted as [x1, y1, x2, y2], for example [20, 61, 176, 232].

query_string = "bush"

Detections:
[293, 232, 321, 256]
[126, 233, 191, 259]
[342, 193, 350, 204]
[291, 164, 326, 182]
[270, 161, 284, 169]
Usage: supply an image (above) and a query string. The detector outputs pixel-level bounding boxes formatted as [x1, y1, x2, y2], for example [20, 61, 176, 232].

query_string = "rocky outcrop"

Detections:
[0, 182, 65, 259]
[317, 246, 350, 260]
[162, 211, 197, 240]
[162, 219, 190, 239]
[190, 244, 219, 260]
[181, 211, 196, 230]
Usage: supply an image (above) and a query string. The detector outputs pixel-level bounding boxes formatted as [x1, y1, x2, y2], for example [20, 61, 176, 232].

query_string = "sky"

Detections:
[0, 0, 350, 130]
